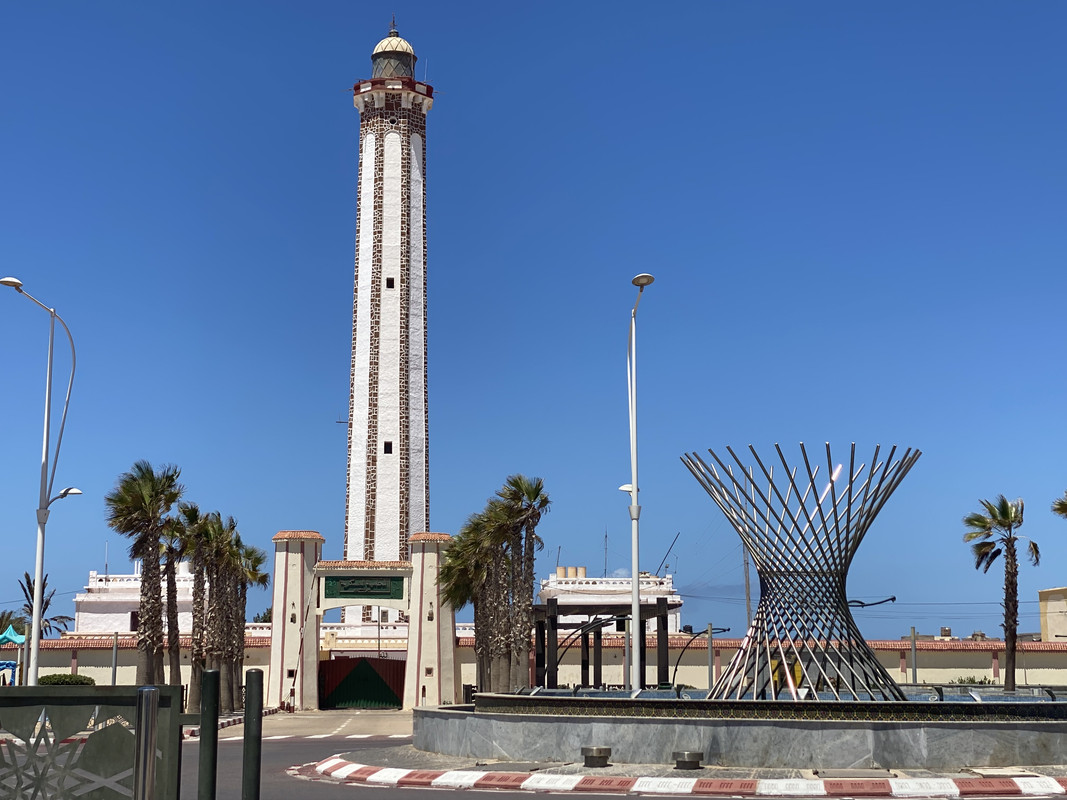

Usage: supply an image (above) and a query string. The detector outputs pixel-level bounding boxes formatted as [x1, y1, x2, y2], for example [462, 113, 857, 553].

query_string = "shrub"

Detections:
[948, 675, 995, 685]
[39, 673, 96, 686]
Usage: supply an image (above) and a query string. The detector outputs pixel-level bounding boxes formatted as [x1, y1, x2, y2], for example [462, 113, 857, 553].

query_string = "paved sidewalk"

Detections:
[182, 706, 280, 738]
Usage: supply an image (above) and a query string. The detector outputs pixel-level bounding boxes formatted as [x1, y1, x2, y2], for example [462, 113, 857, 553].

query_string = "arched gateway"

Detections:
[266, 530, 459, 710]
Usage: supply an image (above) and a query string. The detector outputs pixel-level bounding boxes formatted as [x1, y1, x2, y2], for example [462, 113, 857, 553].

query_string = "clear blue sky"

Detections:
[2, 2, 1065, 641]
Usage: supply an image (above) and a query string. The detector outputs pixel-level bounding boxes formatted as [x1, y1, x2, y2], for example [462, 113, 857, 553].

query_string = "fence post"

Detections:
[242, 669, 264, 800]
[111, 632, 119, 686]
[199, 669, 220, 800]
[133, 686, 159, 800]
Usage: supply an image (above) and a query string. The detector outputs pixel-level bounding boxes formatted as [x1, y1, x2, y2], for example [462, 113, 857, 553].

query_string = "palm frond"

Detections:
[1027, 539, 1040, 566]
[1052, 492, 1067, 520]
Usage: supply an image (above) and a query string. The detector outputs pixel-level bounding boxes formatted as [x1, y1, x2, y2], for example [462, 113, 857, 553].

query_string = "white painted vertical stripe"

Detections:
[346, 131, 376, 558]
[376, 131, 403, 561]
[408, 132, 427, 536]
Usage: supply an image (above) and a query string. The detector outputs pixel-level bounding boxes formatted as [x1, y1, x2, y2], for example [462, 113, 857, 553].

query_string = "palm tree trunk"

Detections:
[233, 583, 248, 711]
[136, 648, 153, 688]
[516, 524, 537, 689]
[139, 530, 163, 686]
[507, 527, 524, 691]
[188, 544, 206, 712]
[472, 598, 489, 691]
[205, 559, 226, 705]
[165, 551, 182, 685]
[1004, 539, 1020, 691]
[219, 571, 236, 713]
[489, 550, 511, 693]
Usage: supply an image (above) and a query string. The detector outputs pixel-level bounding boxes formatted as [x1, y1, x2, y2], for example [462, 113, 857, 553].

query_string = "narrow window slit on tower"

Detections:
[384, 441, 393, 454]
[386, 277, 395, 288]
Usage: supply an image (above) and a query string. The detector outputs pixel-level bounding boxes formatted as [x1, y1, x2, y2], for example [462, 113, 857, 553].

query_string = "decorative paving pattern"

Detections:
[472, 692, 1067, 722]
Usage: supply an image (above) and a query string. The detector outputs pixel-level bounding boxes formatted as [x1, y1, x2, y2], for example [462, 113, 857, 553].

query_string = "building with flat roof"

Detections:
[538, 566, 683, 633]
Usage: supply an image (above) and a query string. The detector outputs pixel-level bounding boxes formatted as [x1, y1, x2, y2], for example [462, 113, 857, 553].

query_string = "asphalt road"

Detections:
[175, 708, 531, 800]
[179, 733, 543, 800]
[175, 709, 1066, 800]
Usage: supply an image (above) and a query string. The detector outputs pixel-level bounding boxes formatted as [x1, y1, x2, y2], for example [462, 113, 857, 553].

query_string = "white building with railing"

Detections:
[538, 566, 683, 633]
[73, 564, 194, 634]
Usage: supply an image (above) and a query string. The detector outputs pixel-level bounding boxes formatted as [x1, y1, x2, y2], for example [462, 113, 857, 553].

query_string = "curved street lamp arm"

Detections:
[848, 596, 896, 609]
[671, 626, 729, 689]
[554, 615, 628, 671]
[6, 285, 77, 501]
[45, 310, 76, 499]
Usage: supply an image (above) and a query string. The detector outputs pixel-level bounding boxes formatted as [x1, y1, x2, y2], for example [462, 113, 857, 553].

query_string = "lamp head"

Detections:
[59, 487, 83, 499]
[631, 273, 655, 288]
[0, 276, 24, 291]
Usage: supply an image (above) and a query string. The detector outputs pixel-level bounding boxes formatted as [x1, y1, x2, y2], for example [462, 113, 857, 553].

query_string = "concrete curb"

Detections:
[311, 758, 1067, 797]
[182, 706, 280, 739]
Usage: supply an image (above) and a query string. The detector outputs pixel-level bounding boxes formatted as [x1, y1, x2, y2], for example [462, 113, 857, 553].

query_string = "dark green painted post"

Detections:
[546, 598, 558, 689]
[242, 669, 264, 800]
[656, 597, 669, 688]
[198, 669, 220, 800]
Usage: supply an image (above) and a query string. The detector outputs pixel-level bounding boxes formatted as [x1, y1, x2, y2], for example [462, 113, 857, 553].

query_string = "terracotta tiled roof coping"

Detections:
[273, 530, 324, 541]
[1, 635, 272, 651]
[409, 532, 452, 542]
[455, 635, 1067, 652]
[316, 560, 412, 569]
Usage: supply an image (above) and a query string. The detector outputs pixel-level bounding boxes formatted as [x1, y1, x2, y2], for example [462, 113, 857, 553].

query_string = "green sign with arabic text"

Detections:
[324, 575, 405, 600]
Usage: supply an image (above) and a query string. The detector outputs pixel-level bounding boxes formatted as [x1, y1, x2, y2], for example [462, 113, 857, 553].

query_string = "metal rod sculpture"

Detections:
[682, 442, 921, 702]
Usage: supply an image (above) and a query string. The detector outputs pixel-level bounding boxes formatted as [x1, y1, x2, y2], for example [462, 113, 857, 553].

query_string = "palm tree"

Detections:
[178, 502, 210, 711]
[963, 495, 1038, 691]
[105, 460, 184, 685]
[203, 513, 242, 712]
[1053, 491, 1067, 521]
[440, 513, 499, 690]
[233, 543, 269, 710]
[18, 572, 74, 637]
[496, 475, 550, 690]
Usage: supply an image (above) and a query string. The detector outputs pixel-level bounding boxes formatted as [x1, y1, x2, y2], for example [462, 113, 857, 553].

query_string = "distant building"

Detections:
[72, 563, 193, 635]
[1039, 587, 1067, 641]
[538, 566, 683, 633]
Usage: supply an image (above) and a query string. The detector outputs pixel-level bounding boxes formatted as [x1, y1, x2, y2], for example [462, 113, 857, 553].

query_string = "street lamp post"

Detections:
[1, 277, 79, 686]
[624, 273, 654, 690]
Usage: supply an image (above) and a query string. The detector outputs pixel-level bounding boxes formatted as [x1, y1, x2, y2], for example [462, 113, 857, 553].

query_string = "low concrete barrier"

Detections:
[413, 696, 1067, 769]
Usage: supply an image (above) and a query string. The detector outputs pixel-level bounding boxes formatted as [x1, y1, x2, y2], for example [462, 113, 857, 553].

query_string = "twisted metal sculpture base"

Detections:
[682, 442, 921, 702]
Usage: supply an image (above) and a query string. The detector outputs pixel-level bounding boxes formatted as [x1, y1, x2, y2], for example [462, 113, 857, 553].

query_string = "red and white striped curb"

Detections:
[312, 758, 1067, 797]
[182, 706, 280, 738]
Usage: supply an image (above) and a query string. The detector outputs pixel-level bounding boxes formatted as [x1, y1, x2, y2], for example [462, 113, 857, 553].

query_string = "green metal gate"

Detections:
[319, 657, 404, 709]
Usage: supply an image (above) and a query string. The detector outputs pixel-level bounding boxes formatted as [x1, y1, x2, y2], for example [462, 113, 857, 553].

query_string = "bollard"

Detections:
[672, 750, 704, 770]
[133, 687, 159, 800]
[242, 669, 264, 800]
[581, 746, 611, 768]
[198, 670, 221, 800]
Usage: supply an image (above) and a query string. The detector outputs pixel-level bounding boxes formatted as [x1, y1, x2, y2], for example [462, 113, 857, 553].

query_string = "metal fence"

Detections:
[0, 684, 181, 799]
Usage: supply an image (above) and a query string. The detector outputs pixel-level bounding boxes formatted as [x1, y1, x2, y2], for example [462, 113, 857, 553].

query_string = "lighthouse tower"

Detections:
[345, 23, 433, 619]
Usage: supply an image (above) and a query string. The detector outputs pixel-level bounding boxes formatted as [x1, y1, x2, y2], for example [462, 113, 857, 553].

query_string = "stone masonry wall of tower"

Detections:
[345, 69, 432, 581]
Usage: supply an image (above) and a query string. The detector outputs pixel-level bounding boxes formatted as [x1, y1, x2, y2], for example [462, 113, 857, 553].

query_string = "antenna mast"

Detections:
[655, 532, 680, 576]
